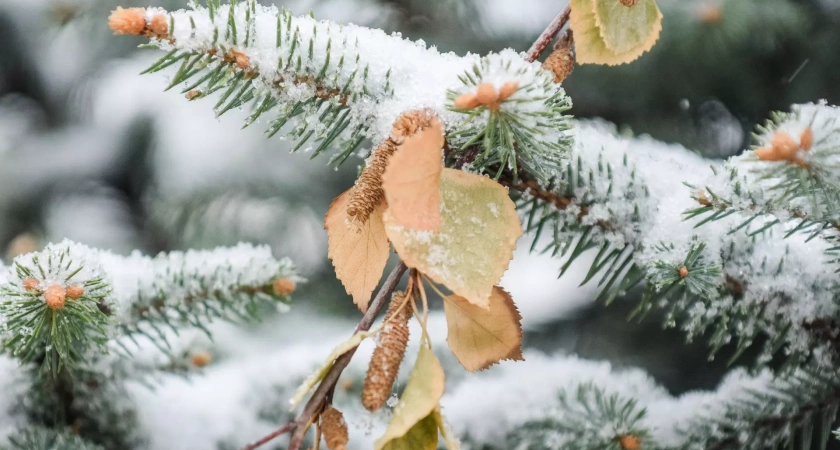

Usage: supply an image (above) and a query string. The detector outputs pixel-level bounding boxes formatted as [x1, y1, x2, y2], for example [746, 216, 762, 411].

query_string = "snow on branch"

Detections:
[110, 1, 573, 174]
[0, 239, 298, 374]
[515, 110, 840, 370]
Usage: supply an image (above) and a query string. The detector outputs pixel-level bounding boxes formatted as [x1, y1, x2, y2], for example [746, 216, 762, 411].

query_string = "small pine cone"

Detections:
[149, 14, 169, 38]
[44, 284, 67, 310]
[543, 47, 575, 83]
[320, 406, 349, 450]
[108, 7, 147, 35]
[22, 278, 39, 291]
[362, 292, 412, 412]
[66, 285, 85, 299]
[273, 277, 296, 296]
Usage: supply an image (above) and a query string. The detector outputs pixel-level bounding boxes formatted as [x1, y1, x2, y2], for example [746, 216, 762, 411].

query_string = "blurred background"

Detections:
[1, 0, 839, 448]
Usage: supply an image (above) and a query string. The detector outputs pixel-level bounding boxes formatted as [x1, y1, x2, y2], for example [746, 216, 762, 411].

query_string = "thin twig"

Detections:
[525, 4, 572, 63]
[241, 261, 408, 450]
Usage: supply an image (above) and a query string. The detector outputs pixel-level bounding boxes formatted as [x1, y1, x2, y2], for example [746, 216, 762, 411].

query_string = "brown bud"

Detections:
[800, 127, 813, 151]
[191, 351, 213, 367]
[273, 277, 296, 296]
[453, 93, 481, 110]
[362, 291, 412, 412]
[66, 285, 85, 299]
[23, 278, 40, 291]
[44, 284, 67, 310]
[231, 50, 250, 70]
[696, 190, 711, 206]
[618, 434, 641, 450]
[678, 266, 689, 278]
[185, 90, 202, 100]
[497, 81, 519, 101]
[320, 406, 349, 450]
[108, 7, 147, 36]
[619, 0, 639, 6]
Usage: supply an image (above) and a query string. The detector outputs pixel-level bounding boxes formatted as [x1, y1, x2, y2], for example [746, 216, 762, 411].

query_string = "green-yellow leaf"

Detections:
[374, 345, 445, 450]
[384, 169, 522, 309]
[289, 328, 378, 411]
[570, 0, 662, 65]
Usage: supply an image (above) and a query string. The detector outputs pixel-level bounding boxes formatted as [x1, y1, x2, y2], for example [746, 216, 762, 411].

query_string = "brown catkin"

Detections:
[320, 406, 349, 450]
[361, 291, 412, 412]
[542, 32, 575, 83]
[346, 111, 435, 223]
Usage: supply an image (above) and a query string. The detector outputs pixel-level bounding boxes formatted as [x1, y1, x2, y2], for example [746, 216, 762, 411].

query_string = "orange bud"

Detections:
[191, 351, 212, 367]
[497, 81, 519, 101]
[453, 93, 481, 110]
[108, 7, 147, 35]
[44, 284, 66, 310]
[23, 278, 39, 291]
[679, 266, 689, 278]
[618, 434, 641, 450]
[66, 285, 85, 299]
[755, 146, 782, 161]
[771, 131, 798, 160]
[800, 127, 813, 151]
[149, 14, 169, 38]
[273, 277, 296, 296]
[476, 83, 498, 106]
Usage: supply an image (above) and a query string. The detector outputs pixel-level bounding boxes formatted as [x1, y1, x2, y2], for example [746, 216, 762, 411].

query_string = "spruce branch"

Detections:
[242, 261, 408, 450]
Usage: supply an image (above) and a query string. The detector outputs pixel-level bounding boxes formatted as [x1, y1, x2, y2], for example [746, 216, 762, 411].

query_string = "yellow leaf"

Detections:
[385, 169, 522, 309]
[434, 409, 461, 450]
[289, 328, 379, 411]
[374, 345, 445, 450]
[443, 286, 523, 372]
[570, 0, 662, 65]
[382, 117, 444, 232]
[325, 188, 390, 311]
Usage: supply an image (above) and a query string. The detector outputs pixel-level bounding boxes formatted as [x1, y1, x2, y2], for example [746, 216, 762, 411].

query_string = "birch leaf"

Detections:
[570, 0, 662, 65]
[374, 345, 445, 450]
[382, 116, 444, 232]
[385, 169, 522, 309]
[325, 188, 390, 311]
[443, 286, 523, 372]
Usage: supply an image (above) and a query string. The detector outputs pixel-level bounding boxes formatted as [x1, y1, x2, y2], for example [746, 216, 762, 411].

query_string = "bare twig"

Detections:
[241, 261, 408, 450]
[525, 4, 572, 63]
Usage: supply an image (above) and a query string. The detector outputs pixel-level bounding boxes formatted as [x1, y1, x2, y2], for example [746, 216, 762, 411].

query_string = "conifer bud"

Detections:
[108, 7, 147, 35]
[454, 93, 481, 110]
[66, 285, 85, 299]
[498, 81, 519, 101]
[149, 14, 169, 38]
[618, 434, 641, 450]
[771, 131, 798, 160]
[679, 266, 689, 278]
[273, 277, 296, 296]
[191, 351, 213, 367]
[476, 83, 497, 107]
[362, 291, 412, 412]
[44, 284, 67, 310]
[320, 406, 349, 450]
[800, 127, 813, 151]
[23, 278, 39, 291]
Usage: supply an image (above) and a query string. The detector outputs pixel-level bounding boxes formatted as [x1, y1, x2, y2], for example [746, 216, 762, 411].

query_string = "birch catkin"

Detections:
[320, 406, 349, 450]
[346, 111, 435, 223]
[361, 291, 412, 412]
